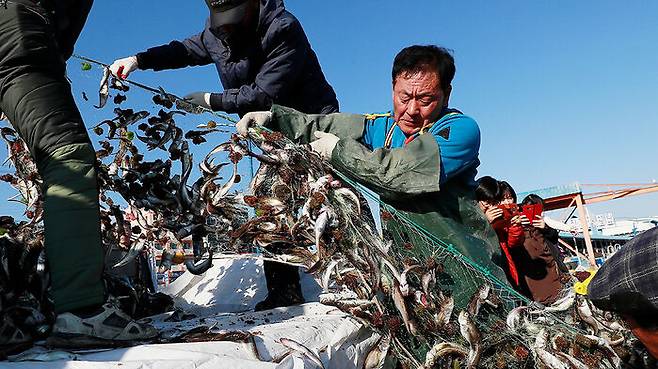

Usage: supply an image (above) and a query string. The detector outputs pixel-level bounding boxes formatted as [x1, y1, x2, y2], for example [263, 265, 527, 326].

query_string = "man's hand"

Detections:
[109, 56, 139, 79]
[484, 207, 503, 224]
[182, 92, 212, 110]
[309, 131, 339, 160]
[235, 111, 272, 137]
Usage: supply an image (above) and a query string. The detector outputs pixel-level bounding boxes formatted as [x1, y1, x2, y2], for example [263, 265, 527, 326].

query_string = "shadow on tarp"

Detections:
[165, 257, 321, 316]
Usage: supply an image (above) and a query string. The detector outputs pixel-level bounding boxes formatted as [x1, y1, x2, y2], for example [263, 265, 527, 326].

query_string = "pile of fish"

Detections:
[0, 67, 654, 368]
[0, 129, 50, 350]
[0, 76, 247, 348]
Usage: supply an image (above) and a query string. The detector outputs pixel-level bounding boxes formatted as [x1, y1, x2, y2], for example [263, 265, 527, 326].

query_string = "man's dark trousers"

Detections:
[0, 0, 104, 313]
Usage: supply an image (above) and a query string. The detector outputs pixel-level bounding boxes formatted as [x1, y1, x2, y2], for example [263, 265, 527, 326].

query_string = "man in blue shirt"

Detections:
[238, 45, 480, 197]
[237, 45, 508, 303]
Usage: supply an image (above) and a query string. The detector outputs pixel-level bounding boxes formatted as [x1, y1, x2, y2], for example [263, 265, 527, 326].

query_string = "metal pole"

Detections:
[575, 194, 597, 267]
[558, 238, 589, 262]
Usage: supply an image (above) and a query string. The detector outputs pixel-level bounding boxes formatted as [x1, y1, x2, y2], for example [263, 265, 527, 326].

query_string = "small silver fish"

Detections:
[556, 352, 591, 369]
[392, 281, 418, 336]
[212, 162, 239, 203]
[535, 348, 570, 369]
[583, 334, 621, 368]
[323, 299, 374, 308]
[576, 298, 600, 335]
[506, 306, 527, 331]
[379, 257, 402, 286]
[279, 337, 325, 369]
[399, 264, 421, 297]
[458, 310, 482, 369]
[533, 329, 570, 369]
[94, 67, 110, 109]
[466, 284, 491, 317]
[333, 187, 361, 215]
[435, 294, 454, 328]
[314, 209, 331, 253]
[424, 342, 466, 369]
[541, 289, 575, 313]
[421, 270, 435, 296]
[320, 259, 340, 291]
[363, 334, 391, 369]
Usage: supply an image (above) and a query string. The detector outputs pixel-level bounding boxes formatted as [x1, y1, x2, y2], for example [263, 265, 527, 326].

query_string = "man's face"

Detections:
[392, 68, 451, 135]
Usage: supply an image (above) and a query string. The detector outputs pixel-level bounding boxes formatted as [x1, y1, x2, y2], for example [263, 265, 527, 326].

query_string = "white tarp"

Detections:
[4, 257, 379, 369]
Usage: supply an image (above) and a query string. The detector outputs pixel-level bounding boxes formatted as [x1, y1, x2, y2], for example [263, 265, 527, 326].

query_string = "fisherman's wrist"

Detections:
[209, 93, 224, 112]
[134, 52, 149, 70]
[136, 41, 188, 71]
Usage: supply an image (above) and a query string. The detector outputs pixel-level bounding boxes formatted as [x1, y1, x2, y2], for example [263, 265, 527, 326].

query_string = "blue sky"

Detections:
[1, 1, 657, 219]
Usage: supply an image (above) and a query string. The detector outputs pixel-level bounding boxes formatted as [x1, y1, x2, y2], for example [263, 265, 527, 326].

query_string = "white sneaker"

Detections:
[47, 299, 157, 348]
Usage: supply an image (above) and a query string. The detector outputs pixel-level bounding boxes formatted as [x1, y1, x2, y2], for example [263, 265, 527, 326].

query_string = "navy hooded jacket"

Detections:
[136, 0, 339, 116]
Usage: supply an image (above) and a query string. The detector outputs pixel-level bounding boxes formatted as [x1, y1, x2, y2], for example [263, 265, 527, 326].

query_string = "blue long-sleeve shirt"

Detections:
[360, 109, 481, 188]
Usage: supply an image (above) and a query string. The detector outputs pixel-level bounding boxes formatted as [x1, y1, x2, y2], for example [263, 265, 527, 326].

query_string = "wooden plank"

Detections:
[575, 194, 597, 268]
[584, 185, 658, 205]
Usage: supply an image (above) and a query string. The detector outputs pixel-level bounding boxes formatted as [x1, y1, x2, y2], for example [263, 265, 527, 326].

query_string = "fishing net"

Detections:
[0, 59, 647, 368]
[231, 127, 638, 369]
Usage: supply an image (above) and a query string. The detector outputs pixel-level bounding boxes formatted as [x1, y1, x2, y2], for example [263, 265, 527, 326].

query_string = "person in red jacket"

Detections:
[475, 177, 528, 295]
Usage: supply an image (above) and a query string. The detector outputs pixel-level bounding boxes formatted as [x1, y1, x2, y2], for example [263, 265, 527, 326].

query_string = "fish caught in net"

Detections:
[0, 66, 651, 368]
[228, 127, 639, 369]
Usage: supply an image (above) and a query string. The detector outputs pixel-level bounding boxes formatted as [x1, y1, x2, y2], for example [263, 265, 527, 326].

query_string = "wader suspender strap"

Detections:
[384, 111, 461, 149]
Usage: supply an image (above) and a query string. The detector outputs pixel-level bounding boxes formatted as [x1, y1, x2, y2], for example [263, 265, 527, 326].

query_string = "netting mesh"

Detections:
[0, 61, 642, 367]
[233, 128, 632, 369]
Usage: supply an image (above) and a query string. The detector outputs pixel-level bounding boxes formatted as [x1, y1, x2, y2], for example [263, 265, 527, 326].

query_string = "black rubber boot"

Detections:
[254, 261, 304, 311]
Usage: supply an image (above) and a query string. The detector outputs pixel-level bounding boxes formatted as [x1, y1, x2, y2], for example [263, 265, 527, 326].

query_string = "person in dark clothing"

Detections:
[109, 0, 338, 116]
[521, 194, 569, 273]
[500, 180, 564, 303]
[110, 0, 338, 310]
[512, 210, 564, 304]
[497, 182, 565, 304]
[588, 227, 658, 359]
[0, 0, 156, 346]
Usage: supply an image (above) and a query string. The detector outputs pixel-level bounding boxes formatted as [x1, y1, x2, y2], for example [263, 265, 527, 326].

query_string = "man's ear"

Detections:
[443, 85, 452, 107]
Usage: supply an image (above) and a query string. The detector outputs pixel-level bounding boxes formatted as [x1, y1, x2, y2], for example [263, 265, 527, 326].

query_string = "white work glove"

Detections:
[109, 55, 139, 79]
[236, 111, 272, 137]
[309, 131, 339, 160]
[182, 92, 212, 110]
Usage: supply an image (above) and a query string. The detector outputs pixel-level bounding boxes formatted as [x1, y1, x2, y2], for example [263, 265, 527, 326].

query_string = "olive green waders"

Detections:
[266, 105, 510, 307]
[0, 0, 104, 313]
